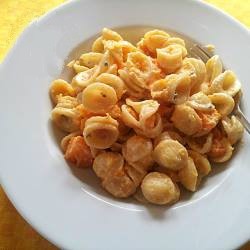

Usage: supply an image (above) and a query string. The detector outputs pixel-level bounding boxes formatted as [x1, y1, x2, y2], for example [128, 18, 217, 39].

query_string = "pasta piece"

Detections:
[171, 104, 202, 136]
[178, 58, 206, 94]
[206, 55, 223, 83]
[82, 82, 117, 113]
[153, 165, 180, 183]
[151, 73, 191, 104]
[188, 150, 211, 178]
[96, 73, 125, 99]
[93, 152, 137, 198]
[186, 92, 214, 111]
[195, 108, 221, 137]
[103, 40, 137, 68]
[122, 135, 153, 172]
[71, 66, 98, 92]
[208, 93, 235, 117]
[154, 131, 186, 147]
[61, 131, 81, 152]
[207, 70, 241, 97]
[178, 157, 198, 192]
[73, 60, 89, 73]
[126, 51, 160, 88]
[50, 79, 76, 104]
[64, 136, 93, 168]
[187, 133, 213, 154]
[119, 68, 149, 98]
[222, 115, 244, 145]
[166, 37, 185, 47]
[124, 163, 147, 187]
[67, 60, 89, 73]
[79, 52, 103, 68]
[92, 36, 104, 53]
[138, 29, 170, 56]
[156, 44, 187, 74]
[153, 139, 188, 171]
[123, 99, 163, 138]
[141, 172, 180, 205]
[102, 27, 123, 42]
[208, 128, 233, 163]
[51, 95, 80, 132]
[83, 115, 119, 149]
[93, 151, 124, 179]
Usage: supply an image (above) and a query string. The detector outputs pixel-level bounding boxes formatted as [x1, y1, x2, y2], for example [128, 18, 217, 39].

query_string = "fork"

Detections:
[189, 44, 250, 134]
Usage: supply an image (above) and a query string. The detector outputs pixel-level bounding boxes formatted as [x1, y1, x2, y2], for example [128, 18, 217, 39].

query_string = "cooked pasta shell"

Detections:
[124, 163, 147, 187]
[178, 157, 198, 192]
[92, 36, 104, 53]
[122, 135, 153, 163]
[153, 139, 188, 171]
[143, 29, 170, 55]
[83, 115, 119, 149]
[208, 70, 241, 96]
[121, 104, 140, 128]
[82, 82, 117, 113]
[51, 95, 80, 132]
[206, 55, 222, 83]
[188, 150, 211, 177]
[187, 133, 213, 154]
[72, 66, 98, 92]
[195, 109, 221, 137]
[171, 104, 202, 136]
[151, 73, 191, 104]
[141, 172, 180, 205]
[208, 93, 235, 117]
[93, 152, 124, 179]
[79, 52, 103, 68]
[156, 44, 186, 74]
[222, 115, 244, 145]
[96, 73, 125, 99]
[154, 131, 186, 147]
[186, 92, 214, 111]
[102, 27, 123, 42]
[208, 129, 234, 162]
[50, 79, 76, 104]
[61, 131, 81, 152]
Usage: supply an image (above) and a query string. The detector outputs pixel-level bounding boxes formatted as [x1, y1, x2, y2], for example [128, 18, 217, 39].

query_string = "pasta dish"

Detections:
[49, 28, 243, 205]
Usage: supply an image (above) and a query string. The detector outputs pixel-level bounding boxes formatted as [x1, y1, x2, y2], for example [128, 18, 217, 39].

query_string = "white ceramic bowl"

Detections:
[0, 0, 250, 249]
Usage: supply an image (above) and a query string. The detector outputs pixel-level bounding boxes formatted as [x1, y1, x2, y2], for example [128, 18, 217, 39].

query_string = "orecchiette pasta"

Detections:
[82, 82, 117, 113]
[141, 172, 180, 205]
[121, 99, 163, 138]
[50, 79, 76, 104]
[208, 128, 233, 162]
[187, 133, 213, 154]
[50, 28, 244, 206]
[157, 44, 187, 74]
[151, 73, 191, 104]
[51, 95, 80, 132]
[96, 73, 125, 99]
[222, 115, 244, 145]
[83, 115, 119, 149]
[153, 138, 188, 171]
[171, 104, 202, 136]
[207, 70, 241, 97]
[64, 136, 93, 168]
[178, 157, 198, 192]
[205, 55, 223, 83]
[122, 135, 153, 172]
[138, 29, 170, 56]
[208, 93, 235, 117]
[79, 52, 103, 68]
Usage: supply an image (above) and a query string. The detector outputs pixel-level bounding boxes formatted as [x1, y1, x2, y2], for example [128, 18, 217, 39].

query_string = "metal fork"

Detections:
[189, 44, 250, 134]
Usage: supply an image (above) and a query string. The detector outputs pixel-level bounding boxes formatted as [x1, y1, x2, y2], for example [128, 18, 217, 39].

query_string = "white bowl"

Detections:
[0, 0, 250, 249]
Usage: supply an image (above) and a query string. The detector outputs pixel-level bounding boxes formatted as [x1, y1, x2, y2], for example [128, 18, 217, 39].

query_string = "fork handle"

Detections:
[235, 106, 250, 134]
